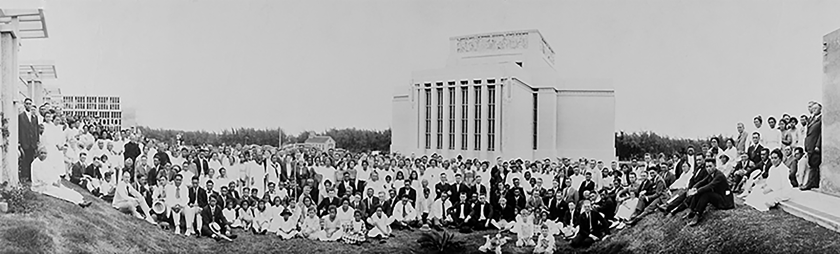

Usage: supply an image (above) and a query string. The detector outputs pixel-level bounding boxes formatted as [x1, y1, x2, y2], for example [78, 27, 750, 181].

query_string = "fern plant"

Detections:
[416, 230, 463, 254]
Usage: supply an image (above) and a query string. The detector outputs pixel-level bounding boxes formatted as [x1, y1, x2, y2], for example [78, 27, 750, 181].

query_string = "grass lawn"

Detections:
[1, 182, 839, 254]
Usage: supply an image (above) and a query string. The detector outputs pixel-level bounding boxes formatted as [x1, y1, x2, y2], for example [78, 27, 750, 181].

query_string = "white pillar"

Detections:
[32, 80, 43, 106]
[0, 19, 21, 186]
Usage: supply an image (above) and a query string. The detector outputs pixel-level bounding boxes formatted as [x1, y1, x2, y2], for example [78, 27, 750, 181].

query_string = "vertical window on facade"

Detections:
[425, 89, 432, 149]
[474, 84, 482, 151]
[533, 92, 538, 150]
[488, 85, 495, 152]
[436, 88, 443, 149]
[448, 86, 456, 150]
[460, 84, 469, 150]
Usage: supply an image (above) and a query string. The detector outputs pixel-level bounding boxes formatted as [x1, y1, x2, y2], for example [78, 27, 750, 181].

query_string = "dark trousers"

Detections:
[570, 232, 596, 248]
[802, 152, 821, 189]
[19, 147, 36, 183]
[689, 192, 732, 216]
[469, 219, 493, 230]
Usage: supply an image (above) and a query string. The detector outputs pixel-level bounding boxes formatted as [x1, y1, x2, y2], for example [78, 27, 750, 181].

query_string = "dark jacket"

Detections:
[695, 169, 735, 209]
[547, 198, 569, 221]
[18, 111, 39, 150]
[200, 204, 227, 228]
[468, 202, 494, 221]
[576, 210, 607, 237]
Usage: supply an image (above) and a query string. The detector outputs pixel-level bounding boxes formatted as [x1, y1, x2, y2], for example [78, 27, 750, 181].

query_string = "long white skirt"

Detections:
[317, 230, 344, 241]
[615, 198, 639, 220]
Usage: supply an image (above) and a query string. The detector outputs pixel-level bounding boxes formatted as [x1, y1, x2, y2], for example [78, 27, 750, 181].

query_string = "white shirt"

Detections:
[166, 183, 189, 207]
[430, 198, 452, 220]
[393, 201, 416, 221]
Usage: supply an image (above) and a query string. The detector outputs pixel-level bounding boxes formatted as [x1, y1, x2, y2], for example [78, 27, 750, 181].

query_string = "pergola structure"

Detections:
[0, 5, 49, 186]
[20, 61, 58, 106]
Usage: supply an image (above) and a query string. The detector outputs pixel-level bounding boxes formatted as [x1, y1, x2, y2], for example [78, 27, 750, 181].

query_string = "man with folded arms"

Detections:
[684, 159, 735, 226]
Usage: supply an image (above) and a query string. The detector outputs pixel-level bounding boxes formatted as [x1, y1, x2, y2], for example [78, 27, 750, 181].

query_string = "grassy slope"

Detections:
[2, 183, 840, 254]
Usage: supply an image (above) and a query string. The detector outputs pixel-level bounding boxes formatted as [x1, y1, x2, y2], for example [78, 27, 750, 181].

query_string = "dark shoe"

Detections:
[800, 187, 813, 191]
[228, 234, 238, 239]
[657, 205, 668, 213]
[682, 212, 695, 220]
[79, 201, 92, 208]
[251, 228, 258, 234]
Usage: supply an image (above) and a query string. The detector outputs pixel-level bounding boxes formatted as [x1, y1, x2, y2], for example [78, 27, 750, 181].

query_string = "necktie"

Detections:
[587, 212, 592, 230]
[441, 200, 445, 217]
[402, 203, 407, 218]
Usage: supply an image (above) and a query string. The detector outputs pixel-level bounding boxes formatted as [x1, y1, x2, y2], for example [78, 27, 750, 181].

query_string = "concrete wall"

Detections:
[501, 78, 535, 160]
[821, 28, 840, 196]
[535, 87, 557, 159]
[391, 93, 415, 155]
[556, 90, 616, 161]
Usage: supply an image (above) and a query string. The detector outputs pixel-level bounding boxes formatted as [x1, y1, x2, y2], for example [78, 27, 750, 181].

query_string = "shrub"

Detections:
[0, 182, 43, 214]
[416, 230, 463, 254]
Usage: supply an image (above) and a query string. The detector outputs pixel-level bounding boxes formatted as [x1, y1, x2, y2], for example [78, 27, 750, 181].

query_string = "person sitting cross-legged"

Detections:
[627, 167, 668, 225]
[367, 206, 395, 241]
[275, 208, 299, 239]
[30, 146, 93, 208]
[429, 191, 453, 230]
[392, 195, 418, 230]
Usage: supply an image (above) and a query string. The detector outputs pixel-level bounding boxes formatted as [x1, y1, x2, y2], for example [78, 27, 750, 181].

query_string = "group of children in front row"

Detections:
[217, 196, 395, 245]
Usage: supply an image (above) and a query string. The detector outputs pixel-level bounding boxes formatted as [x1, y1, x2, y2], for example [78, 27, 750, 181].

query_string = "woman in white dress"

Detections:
[745, 149, 794, 212]
[40, 110, 66, 176]
[720, 139, 739, 168]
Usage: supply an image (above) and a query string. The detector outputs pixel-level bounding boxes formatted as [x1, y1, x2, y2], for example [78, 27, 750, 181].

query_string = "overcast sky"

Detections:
[18, 0, 840, 139]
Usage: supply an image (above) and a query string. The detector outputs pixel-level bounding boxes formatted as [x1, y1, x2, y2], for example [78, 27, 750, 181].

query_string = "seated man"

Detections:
[465, 193, 495, 231]
[201, 197, 238, 241]
[391, 195, 418, 230]
[685, 158, 735, 226]
[449, 192, 471, 229]
[166, 174, 190, 235]
[113, 171, 157, 224]
[491, 197, 517, 231]
[628, 167, 667, 225]
[429, 192, 453, 230]
[570, 200, 607, 248]
[30, 146, 92, 208]
[661, 155, 709, 216]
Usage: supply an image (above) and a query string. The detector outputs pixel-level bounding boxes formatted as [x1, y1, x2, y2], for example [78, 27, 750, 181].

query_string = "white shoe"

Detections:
[185, 230, 193, 237]
[145, 217, 157, 225]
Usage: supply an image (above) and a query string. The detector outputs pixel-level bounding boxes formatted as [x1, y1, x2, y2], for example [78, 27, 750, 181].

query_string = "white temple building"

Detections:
[391, 29, 616, 161]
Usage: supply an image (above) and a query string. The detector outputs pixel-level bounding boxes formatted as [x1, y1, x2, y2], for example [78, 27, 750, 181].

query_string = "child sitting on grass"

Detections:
[233, 200, 253, 229]
[479, 233, 510, 254]
[252, 200, 272, 235]
[341, 210, 367, 245]
[301, 207, 322, 240]
[532, 224, 555, 254]
[222, 200, 238, 229]
[513, 208, 535, 247]
[317, 205, 344, 241]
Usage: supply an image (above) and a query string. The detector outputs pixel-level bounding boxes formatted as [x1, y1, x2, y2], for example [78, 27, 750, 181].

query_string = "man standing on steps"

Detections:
[18, 98, 40, 184]
[801, 101, 823, 191]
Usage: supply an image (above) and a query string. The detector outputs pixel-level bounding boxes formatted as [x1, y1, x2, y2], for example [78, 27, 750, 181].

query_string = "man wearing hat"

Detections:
[200, 195, 237, 241]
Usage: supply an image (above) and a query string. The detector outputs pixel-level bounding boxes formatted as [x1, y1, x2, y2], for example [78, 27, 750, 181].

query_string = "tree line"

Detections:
[138, 126, 721, 160]
[136, 126, 392, 153]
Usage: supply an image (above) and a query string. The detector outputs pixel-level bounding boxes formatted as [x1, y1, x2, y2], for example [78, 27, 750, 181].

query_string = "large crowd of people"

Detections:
[15, 97, 823, 251]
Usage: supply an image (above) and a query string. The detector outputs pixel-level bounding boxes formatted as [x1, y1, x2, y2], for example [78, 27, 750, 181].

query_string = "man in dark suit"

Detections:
[450, 174, 468, 204]
[434, 173, 452, 200]
[570, 200, 608, 248]
[505, 178, 525, 202]
[801, 102, 822, 191]
[69, 152, 88, 186]
[662, 155, 709, 215]
[729, 152, 755, 193]
[746, 132, 765, 164]
[194, 151, 210, 176]
[187, 176, 205, 236]
[628, 167, 667, 225]
[547, 191, 569, 222]
[18, 98, 39, 183]
[200, 197, 237, 241]
[337, 172, 353, 198]
[317, 189, 341, 216]
[202, 180, 221, 208]
[449, 192, 471, 229]
[349, 175, 366, 197]
[506, 188, 527, 210]
[124, 135, 141, 163]
[685, 159, 735, 226]
[578, 172, 596, 198]
[361, 188, 380, 218]
[465, 194, 494, 230]
[398, 179, 417, 204]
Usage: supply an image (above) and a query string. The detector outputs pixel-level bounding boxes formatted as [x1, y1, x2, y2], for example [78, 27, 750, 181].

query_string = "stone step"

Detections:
[778, 190, 840, 233]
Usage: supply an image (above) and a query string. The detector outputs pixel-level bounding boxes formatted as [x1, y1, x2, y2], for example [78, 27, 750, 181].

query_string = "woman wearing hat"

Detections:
[276, 208, 299, 239]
